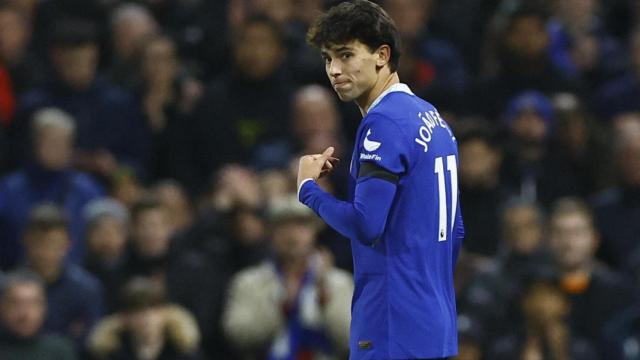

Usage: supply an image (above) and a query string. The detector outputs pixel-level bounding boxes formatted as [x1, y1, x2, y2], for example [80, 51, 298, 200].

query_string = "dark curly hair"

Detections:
[307, 0, 401, 72]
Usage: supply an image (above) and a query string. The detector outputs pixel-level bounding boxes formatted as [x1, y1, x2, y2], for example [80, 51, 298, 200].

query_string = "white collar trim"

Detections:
[366, 83, 414, 113]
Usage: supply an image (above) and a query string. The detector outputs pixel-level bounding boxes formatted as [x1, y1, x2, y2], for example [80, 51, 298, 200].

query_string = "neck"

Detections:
[32, 264, 63, 284]
[356, 70, 400, 115]
[281, 256, 308, 276]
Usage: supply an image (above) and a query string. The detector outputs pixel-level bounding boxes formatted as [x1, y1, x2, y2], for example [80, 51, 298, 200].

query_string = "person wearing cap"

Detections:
[83, 198, 130, 313]
[222, 194, 353, 360]
[500, 90, 579, 206]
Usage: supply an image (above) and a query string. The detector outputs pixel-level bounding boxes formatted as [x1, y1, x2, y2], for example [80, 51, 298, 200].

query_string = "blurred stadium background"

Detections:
[0, 0, 639, 359]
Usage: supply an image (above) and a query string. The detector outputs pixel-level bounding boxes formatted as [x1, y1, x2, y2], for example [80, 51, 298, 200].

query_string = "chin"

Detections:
[335, 90, 356, 102]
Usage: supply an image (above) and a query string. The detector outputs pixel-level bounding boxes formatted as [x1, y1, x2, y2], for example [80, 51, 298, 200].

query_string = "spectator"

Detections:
[592, 112, 640, 271]
[136, 34, 202, 184]
[14, 18, 147, 178]
[384, 0, 470, 111]
[150, 180, 194, 232]
[474, 6, 577, 117]
[457, 120, 511, 257]
[0, 270, 76, 360]
[551, 93, 614, 196]
[167, 164, 268, 358]
[188, 15, 293, 194]
[83, 198, 130, 313]
[488, 274, 597, 360]
[500, 90, 579, 206]
[89, 277, 201, 360]
[0, 5, 21, 136]
[548, 197, 637, 354]
[594, 28, 640, 118]
[253, 84, 346, 171]
[125, 195, 174, 282]
[0, 108, 103, 269]
[0, 4, 43, 98]
[458, 199, 551, 346]
[547, 0, 625, 90]
[109, 3, 159, 90]
[223, 195, 353, 359]
[22, 204, 104, 350]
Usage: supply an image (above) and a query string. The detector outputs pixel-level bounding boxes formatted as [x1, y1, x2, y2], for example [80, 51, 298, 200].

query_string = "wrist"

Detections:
[297, 178, 315, 201]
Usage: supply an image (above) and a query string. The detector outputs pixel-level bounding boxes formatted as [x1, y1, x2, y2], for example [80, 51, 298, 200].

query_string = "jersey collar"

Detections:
[366, 83, 414, 113]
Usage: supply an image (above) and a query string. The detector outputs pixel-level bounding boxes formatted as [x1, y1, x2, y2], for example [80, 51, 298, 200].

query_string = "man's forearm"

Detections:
[298, 177, 397, 245]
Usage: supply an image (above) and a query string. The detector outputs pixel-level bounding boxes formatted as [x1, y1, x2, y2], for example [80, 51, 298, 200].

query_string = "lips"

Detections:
[333, 80, 349, 89]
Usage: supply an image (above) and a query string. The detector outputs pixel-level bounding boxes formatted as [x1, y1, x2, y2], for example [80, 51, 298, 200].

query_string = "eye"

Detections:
[323, 56, 331, 64]
[340, 52, 352, 60]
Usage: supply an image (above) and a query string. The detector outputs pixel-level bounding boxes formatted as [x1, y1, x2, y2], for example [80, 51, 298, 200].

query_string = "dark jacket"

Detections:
[12, 77, 148, 174]
[0, 326, 77, 360]
[0, 166, 103, 269]
[42, 264, 105, 349]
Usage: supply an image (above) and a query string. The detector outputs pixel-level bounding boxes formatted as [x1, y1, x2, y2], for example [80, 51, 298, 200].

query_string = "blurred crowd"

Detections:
[0, 0, 639, 359]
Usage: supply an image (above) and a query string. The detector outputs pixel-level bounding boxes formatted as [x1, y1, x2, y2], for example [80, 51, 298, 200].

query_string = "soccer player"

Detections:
[296, 1, 464, 359]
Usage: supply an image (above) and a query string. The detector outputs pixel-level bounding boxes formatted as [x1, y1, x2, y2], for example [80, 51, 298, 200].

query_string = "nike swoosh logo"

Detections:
[363, 129, 381, 151]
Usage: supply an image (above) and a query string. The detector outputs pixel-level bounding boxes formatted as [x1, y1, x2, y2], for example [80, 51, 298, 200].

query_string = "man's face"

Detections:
[510, 110, 548, 145]
[233, 22, 284, 80]
[292, 91, 339, 139]
[384, 0, 431, 39]
[133, 208, 171, 258]
[0, 9, 30, 64]
[34, 126, 73, 170]
[50, 44, 98, 90]
[503, 206, 543, 255]
[0, 283, 46, 338]
[25, 229, 69, 276]
[87, 216, 128, 260]
[549, 213, 597, 270]
[505, 16, 549, 60]
[459, 139, 501, 189]
[271, 220, 316, 261]
[322, 40, 380, 103]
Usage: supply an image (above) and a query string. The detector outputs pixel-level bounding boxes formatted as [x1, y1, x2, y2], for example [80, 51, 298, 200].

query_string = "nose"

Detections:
[328, 59, 341, 78]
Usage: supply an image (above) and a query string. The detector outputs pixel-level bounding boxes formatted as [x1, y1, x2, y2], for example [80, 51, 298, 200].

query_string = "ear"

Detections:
[375, 45, 391, 68]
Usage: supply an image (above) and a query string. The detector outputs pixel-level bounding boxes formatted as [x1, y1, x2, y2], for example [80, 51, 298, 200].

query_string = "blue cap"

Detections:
[504, 90, 555, 128]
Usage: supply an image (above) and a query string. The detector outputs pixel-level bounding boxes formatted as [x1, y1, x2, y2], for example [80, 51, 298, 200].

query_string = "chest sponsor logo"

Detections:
[360, 153, 382, 161]
[363, 129, 382, 151]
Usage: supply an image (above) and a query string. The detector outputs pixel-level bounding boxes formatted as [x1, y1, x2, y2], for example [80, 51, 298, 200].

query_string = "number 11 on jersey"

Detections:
[434, 155, 458, 242]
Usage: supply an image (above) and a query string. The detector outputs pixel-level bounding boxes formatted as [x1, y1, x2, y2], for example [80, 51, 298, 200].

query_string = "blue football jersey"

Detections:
[347, 84, 464, 359]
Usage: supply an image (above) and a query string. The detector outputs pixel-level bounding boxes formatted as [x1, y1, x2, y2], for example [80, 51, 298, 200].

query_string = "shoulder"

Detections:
[325, 268, 354, 290]
[230, 262, 278, 288]
[70, 172, 103, 193]
[19, 87, 52, 109]
[66, 265, 103, 294]
[0, 171, 27, 189]
[590, 187, 622, 211]
[94, 79, 135, 104]
[38, 333, 75, 355]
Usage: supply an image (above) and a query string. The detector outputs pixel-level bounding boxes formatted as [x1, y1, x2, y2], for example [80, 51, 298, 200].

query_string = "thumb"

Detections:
[320, 146, 335, 161]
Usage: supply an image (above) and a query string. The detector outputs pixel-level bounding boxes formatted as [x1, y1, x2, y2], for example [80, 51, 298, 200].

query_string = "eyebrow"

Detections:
[322, 46, 353, 56]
